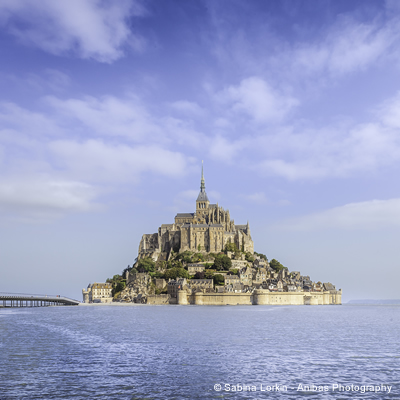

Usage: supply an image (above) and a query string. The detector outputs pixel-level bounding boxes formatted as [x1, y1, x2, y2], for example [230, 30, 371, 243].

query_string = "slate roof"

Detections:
[175, 213, 194, 218]
[92, 283, 112, 289]
[196, 191, 209, 201]
[323, 282, 336, 291]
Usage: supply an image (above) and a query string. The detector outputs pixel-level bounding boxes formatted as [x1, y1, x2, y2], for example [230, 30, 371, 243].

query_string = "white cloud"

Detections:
[208, 3, 399, 87]
[0, 177, 100, 222]
[0, 94, 199, 221]
[162, 117, 205, 148]
[251, 116, 400, 180]
[45, 95, 207, 147]
[208, 135, 247, 163]
[217, 77, 298, 123]
[0, 0, 145, 62]
[277, 198, 400, 231]
[292, 17, 397, 76]
[0, 102, 62, 139]
[48, 140, 190, 183]
[378, 91, 400, 129]
[213, 118, 232, 129]
[46, 95, 161, 142]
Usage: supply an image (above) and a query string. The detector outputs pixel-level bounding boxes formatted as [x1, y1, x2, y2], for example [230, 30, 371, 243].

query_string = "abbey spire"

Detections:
[200, 160, 205, 192]
[196, 161, 209, 212]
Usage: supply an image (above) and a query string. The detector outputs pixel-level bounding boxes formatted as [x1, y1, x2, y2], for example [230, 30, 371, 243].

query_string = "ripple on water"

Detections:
[0, 305, 399, 399]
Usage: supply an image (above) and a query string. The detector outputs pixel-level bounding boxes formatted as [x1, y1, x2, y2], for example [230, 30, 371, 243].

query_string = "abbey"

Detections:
[138, 164, 254, 260]
[86, 164, 341, 306]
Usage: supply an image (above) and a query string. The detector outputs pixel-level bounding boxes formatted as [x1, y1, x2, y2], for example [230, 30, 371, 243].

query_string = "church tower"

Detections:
[196, 161, 209, 216]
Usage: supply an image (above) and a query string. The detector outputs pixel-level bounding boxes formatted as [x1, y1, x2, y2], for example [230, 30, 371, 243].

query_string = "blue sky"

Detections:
[1, 0, 399, 301]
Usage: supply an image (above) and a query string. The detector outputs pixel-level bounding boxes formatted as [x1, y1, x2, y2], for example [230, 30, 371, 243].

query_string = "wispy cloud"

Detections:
[276, 198, 400, 231]
[0, 93, 199, 220]
[290, 16, 398, 77]
[0, 0, 146, 62]
[45, 95, 161, 142]
[0, 177, 100, 222]
[208, 134, 249, 163]
[215, 77, 298, 124]
[206, 2, 400, 89]
[377, 91, 400, 129]
[207, 86, 400, 179]
[48, 140, 190, 183]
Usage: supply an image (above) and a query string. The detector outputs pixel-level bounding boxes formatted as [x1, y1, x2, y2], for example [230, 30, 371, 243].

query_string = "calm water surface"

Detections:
[0, 304, 399, 399]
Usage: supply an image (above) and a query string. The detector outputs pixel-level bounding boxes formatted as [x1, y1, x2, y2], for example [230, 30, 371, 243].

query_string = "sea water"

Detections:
[0, 304, 399, 399]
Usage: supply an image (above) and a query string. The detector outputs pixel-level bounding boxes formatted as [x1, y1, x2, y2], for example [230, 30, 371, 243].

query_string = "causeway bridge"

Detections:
[0, 292, 80, 307]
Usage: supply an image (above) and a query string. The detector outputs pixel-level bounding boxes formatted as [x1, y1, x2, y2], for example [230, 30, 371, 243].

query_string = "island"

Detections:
[82, 164, 342, 306]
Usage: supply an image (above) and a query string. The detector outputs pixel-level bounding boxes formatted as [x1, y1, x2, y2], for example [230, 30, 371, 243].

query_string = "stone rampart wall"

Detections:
[188, 292, 252, 305]
[147, 294, 170, 305]
[175, 290, 342, 305]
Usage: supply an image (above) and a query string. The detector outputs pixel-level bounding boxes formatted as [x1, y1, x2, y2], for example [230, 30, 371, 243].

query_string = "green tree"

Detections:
[174, 250, 193, 264]
[121, 265, 132, 276]
[213, 274, 225, 286]
[112, 280, 126, 296]
[230, 268, 239, 276]
[245, 252, 255, 263]
[204, 270, 215, 280]
[205, 253, 216, 261]
[193, 253, 205, 262]
[213, 254, 232, 271]
[137, 257, 156, 273]
[164, 267, 190, 280]
[155, 260, 166, 270]
[254, 252, 268, 261]
[224, 242, 237, 253]
[150, 271, 165, 279]
[270, 259, 287, 272]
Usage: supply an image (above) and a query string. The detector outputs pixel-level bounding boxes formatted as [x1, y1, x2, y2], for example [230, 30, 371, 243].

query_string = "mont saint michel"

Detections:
[83, 165, 342, 306]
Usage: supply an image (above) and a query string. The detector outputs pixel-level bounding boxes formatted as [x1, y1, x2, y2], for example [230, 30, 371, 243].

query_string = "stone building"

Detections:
[168, 278, 189, 298]
[82, 282, 113, 303]
[189, 279, 213, 292]
[224, 274, 240, 285]
[138, 164, 254, 261]
[187, 264, 206, 274]
[239, 266, 253, 286]
[252, 268, 267, 284]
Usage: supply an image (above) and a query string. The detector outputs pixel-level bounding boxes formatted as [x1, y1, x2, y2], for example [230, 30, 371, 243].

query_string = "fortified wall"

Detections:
[176, 290, 342, 306]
